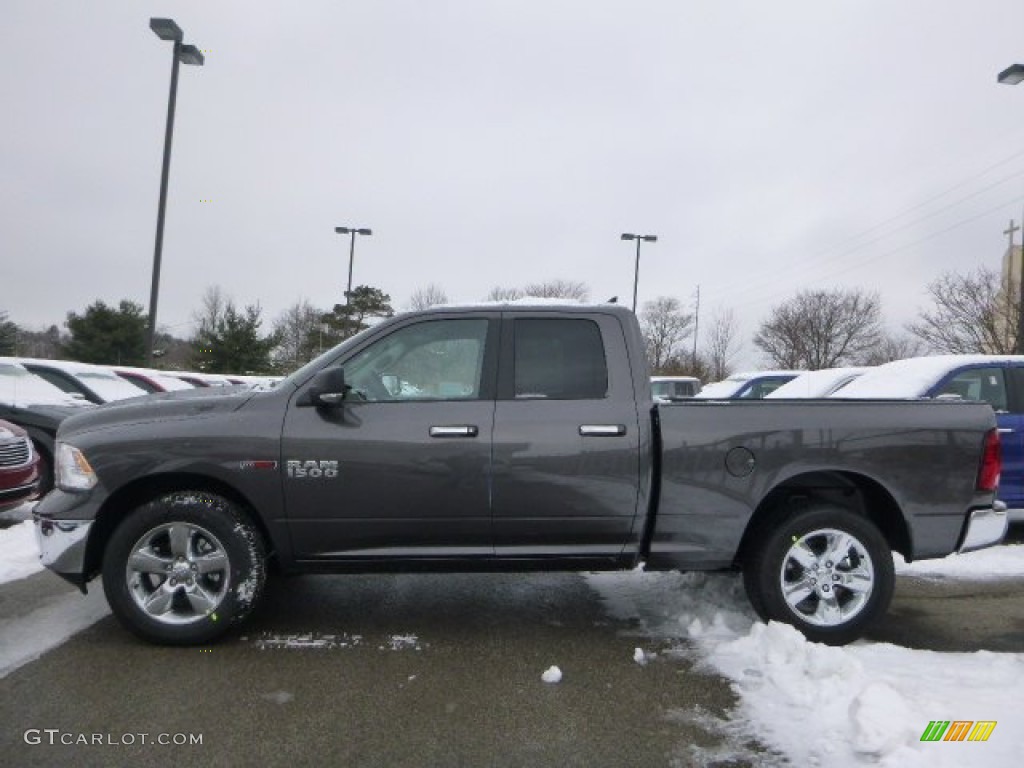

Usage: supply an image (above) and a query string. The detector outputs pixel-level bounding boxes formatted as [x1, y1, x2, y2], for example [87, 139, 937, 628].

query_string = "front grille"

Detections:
[0, 437, 31, 468]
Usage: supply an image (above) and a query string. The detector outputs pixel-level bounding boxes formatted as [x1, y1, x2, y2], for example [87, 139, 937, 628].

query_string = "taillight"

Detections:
[976, 428, 1001, 492]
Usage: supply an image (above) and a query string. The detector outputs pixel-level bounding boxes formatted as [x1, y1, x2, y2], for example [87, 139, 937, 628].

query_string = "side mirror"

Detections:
[304, 367, 348, 407]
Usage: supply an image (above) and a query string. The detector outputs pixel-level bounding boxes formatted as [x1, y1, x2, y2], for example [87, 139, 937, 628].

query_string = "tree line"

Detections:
[0, 266, 1013, 377]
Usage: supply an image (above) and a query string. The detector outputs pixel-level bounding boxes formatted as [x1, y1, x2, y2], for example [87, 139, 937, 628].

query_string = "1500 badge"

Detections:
[286, 460, 339, 478]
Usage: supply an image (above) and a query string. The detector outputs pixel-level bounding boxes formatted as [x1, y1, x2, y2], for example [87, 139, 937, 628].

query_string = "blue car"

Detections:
[836, 355, 1024, 521]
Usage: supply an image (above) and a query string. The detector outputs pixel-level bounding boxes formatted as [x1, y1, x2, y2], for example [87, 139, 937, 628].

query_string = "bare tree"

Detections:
[522, 279, 590, 302]
[192, 285, 227, 336]
[640, 297, 694, 373]
[703, 307, 740, 380]
[907, 267, 1018, 354]
[485, 280, 589, 303]
[857, 332, 923, 365]
[409, 284, 449, 310]
[754, 288, 883, 369]
[485, 286, 525, 302]
[273, 299, 322, 369]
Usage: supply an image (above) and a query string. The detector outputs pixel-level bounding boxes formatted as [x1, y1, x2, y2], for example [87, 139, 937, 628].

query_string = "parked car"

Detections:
[651, 375, 701, 401]
[167, 371, 237, 388]
[0, 361, 93, 493]
[835, 355, 1024, 521]
[225, 374, 283, 389]
[36, 304, 1004, 647]
[696, 370, 803, 399]
[108, 366, 197, 394]
[0, 419, 41, 512]
[765, 367, 870, 399]
[9, 358, 148, 404]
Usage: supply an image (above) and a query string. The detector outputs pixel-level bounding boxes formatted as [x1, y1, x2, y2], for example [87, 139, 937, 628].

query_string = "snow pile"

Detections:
[586, 553, 1024, 767]
[541, 665, 562, 684]
[895, 544, 1024, 580]
[707, 622, 1023, 767]
[0, 520, 43, 584]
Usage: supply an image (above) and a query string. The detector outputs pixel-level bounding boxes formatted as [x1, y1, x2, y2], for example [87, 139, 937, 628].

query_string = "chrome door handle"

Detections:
[429, 425, 479, 438]
[579, 424, 626, 437]
[998, 428, 1015, 434]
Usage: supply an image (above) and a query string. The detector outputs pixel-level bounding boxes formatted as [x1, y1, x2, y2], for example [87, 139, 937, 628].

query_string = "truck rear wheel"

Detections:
[743, 505, 894, 646]
[102, 492, 266, 645]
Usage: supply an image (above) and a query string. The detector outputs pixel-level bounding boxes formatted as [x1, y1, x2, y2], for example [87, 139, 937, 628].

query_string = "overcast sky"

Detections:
[5, 0, 1024, 367]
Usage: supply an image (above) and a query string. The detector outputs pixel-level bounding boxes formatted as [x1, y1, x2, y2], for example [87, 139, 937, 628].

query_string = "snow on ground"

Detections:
[587, 543, 1024, 767]
[1, 517, 1023, 762]
[894, 545, 1023, 579]
[0, 519, 43, 584]
[0, 587, 110, 679]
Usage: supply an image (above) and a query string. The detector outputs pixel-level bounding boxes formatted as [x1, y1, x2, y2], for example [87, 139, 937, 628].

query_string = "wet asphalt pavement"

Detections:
[0, 570, 757, 768]
[1, 518, 1021, 768]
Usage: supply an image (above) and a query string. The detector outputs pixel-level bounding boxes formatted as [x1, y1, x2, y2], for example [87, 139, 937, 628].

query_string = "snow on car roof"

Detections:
[831, 355, 1024, 399]
[695, 370, 804, 399]
[766, 367, 870, 398]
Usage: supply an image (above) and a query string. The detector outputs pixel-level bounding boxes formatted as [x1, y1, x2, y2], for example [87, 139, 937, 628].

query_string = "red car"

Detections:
[0, 419, 41, 511]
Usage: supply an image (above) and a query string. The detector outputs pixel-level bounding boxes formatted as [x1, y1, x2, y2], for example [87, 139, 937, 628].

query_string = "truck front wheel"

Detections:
[743, 506, 894, 646]
[101, 492, 266, 645]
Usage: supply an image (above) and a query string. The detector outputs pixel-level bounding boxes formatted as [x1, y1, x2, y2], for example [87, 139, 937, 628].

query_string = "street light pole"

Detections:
[334, 226, 373, 303]
[998, 62, 1024, 352]
[621, 233, 658, 312]
[147, 18, 204, 365]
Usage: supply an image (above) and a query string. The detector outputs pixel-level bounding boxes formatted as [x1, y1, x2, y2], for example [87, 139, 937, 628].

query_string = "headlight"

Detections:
[56, 442, 98, 491]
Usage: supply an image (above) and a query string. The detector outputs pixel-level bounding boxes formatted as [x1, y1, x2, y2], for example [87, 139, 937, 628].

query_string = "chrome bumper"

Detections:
[33, 515, 93, 584]
[958, 503, 1008, 553]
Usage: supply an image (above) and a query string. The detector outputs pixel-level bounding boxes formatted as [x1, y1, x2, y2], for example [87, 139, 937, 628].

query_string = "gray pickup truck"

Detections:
[34, 304, 1007, 646]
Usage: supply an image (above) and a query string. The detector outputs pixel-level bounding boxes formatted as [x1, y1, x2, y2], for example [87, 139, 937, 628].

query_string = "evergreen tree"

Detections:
[313, 285, 395, 350]
[191, 302, 281, 374]
[63, 300, 147, 364]
[0, 311, 17, 355]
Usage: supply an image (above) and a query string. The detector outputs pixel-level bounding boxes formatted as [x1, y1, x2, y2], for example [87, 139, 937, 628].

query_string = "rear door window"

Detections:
[512, 318, 608, 400]
[935, 367, 1008, 411]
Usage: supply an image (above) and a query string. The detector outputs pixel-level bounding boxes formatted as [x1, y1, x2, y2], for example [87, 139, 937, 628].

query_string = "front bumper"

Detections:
[958, 503, 1009, 553]
[33, 514, 93, 589]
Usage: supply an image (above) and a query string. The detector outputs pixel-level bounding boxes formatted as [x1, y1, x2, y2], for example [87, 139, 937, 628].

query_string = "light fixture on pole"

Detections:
[998, 61, 1024, 352]
[334, 226, 373, 303]
[997, 63, 1024, 85]
[621, 233, 658, 312]
[147, 18, 204, 365]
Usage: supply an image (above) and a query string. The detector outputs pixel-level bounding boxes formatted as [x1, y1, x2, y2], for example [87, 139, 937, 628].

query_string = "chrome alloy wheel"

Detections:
[125, 522, 231, 625]
[778, 527, 875, 627]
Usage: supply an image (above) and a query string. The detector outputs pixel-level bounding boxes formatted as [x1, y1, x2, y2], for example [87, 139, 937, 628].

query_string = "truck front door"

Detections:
[282, 315, 499, 561]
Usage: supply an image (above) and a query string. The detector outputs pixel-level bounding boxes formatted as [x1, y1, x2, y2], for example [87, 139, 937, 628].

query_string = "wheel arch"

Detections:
[83, 473, 274, 582]
[735, 470, 911, 566]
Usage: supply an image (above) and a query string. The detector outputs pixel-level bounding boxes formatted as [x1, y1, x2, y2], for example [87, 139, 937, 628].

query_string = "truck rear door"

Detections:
[490, 312, 642, 560]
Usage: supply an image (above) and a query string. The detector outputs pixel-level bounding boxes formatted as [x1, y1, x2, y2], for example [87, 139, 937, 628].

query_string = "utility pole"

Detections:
[1007, 219, 1023, 353]
[691, 285, 701, 368]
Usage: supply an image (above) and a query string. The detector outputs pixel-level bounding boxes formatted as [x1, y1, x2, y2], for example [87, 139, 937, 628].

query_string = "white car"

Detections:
[107, 366, 197, 394]
[695, 370, 804, 399]
[765, 367, 870, 399]
[651, 376, 701, 401]
[2, 357, 147, 404]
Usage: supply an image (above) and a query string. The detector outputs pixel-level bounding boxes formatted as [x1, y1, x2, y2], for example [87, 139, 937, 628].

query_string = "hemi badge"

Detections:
[239, 460, 278, 471]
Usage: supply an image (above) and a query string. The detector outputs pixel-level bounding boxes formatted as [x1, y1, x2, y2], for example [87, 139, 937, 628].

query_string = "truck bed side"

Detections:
[648, 398, 996, 569]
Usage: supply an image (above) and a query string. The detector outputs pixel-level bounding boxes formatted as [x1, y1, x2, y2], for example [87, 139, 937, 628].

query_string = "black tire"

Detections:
[742, 505, 894, 646]
[102, 492, 266, 645]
